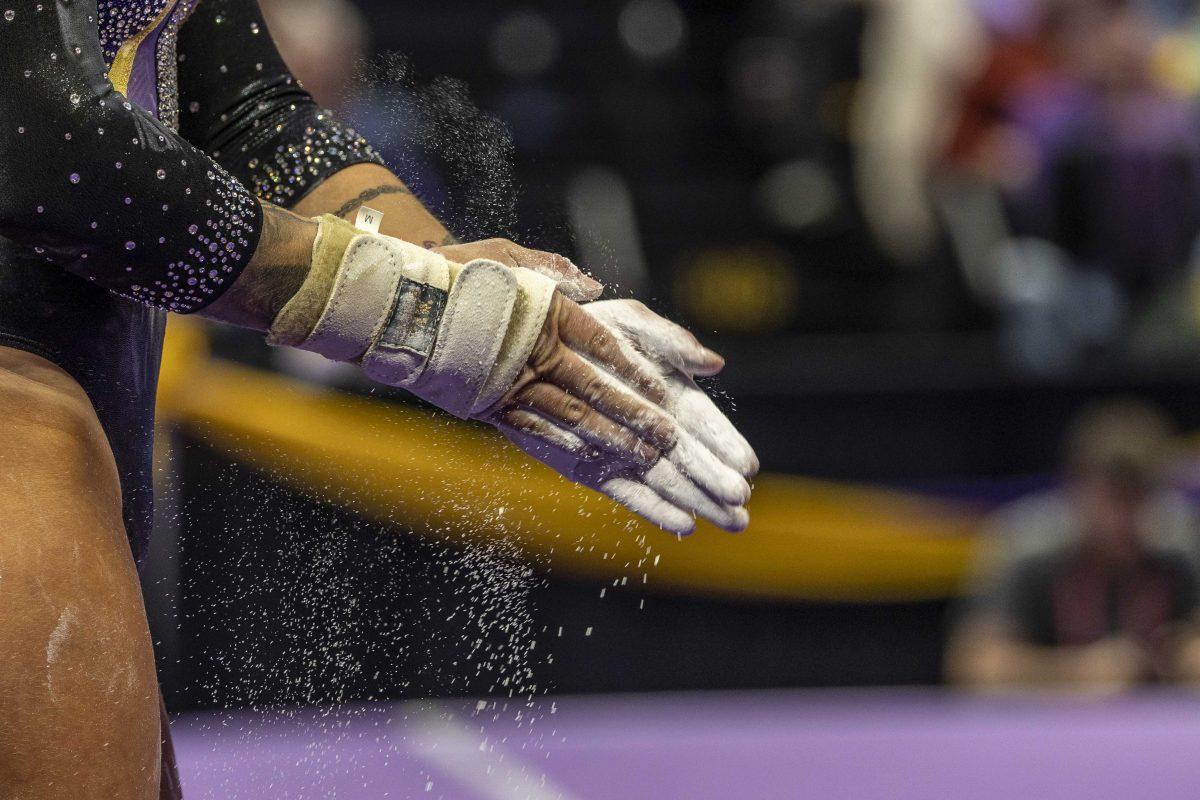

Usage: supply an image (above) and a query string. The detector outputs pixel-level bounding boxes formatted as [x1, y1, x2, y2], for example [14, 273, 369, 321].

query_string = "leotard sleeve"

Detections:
[0, 0, 262, 313]
[176, 0, 384, 210]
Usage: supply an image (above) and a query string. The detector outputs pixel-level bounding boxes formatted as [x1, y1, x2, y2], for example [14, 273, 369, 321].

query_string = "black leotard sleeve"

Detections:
[176, 0, 384, 210]
[0, 0, 262, 313]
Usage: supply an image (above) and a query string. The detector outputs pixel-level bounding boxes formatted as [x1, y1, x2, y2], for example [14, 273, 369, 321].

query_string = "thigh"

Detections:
[0, 345, 162, 800]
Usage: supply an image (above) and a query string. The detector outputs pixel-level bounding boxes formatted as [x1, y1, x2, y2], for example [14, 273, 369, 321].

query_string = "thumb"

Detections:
[587, 300, 724, 377]
[518, 247, 604, 302]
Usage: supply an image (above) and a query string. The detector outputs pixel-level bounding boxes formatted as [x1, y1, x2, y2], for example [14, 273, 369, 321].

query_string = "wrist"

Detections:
[200, 203, 318, 330]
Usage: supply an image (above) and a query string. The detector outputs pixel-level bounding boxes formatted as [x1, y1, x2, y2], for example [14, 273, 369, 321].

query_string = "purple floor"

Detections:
[173, 690, 1200, 799]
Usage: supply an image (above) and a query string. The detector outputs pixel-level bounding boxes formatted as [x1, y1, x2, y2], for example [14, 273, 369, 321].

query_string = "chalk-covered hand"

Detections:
[434, 238, 603, 303]
[265, 216, 679, 500]
[496, 299, 758, 535]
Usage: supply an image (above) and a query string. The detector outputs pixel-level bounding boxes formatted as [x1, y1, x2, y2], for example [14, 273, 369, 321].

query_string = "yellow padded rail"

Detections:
[158, 319, 982, 602]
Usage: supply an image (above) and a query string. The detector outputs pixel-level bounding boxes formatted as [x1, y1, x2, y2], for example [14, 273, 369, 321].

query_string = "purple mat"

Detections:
[172, 690, 1200, 799]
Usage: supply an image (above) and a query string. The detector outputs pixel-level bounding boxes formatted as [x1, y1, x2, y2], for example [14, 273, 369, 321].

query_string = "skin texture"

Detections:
[293, 163, 450, 248]
[202, 203, 319, 330]
[294, 163, 603, 301]
[492, 292, 677, 466]
[496, 299, 756, 535]
[0, 346, 162, 799]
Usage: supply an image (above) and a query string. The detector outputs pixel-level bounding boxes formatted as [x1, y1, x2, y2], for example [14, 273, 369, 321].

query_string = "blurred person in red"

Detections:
[860, 0, 1200, 366]
[947, 400, 1200, 691]
[949, 0, 1200, 299]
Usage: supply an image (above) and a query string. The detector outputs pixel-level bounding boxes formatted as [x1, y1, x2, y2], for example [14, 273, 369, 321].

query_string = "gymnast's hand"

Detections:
[497, 299, 757, 534]
[434, 238, 604, 303]
[249, 216, 681, 511]
[209, 208, 755, 534]
[488, 291, 679, 471]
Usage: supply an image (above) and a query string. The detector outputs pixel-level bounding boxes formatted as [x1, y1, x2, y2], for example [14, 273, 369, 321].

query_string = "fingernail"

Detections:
[703, 348, 726, 371]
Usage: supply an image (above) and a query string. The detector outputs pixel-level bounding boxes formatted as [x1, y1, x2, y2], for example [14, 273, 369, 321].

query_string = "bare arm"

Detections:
[946, 619, 1149, 692]
[292, 163, 455, 247]
[200, 204, 317, 331]
[292, 163, 602, 300]
[203, 166, 603, 331]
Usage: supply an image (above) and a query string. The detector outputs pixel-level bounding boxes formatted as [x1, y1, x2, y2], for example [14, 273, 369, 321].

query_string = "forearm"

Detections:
[959, 639, 1078, 686]
[203, 162, 457, 330]
[1158, 626, 1200, 684]
[291, 163, 456, 247]
[948, 630, 1055, 687]
[200, 204, 317, 331]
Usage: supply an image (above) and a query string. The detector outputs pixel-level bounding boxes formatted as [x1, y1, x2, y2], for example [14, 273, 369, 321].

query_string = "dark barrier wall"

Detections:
[161, 435, 947, 711]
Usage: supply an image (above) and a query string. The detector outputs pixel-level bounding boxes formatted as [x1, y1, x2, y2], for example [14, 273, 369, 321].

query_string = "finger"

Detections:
[513, 382, 661, 466]
[642, 459, 750, 533]
[510, 245, 604, 302]
[435, 242, 519, 269]
[497, 410, 623, 489]
[586, 300, 725, 376]
[498, 416, 695, 534]
[438, 240, 605, 302]
[497, 407, 594, 459]
[671, 377, 760, 478]
[669, 429, 753, 507]
[555, 301, 669, 404]
[599, 475, 696, 536]
[538, 347, 676, 450]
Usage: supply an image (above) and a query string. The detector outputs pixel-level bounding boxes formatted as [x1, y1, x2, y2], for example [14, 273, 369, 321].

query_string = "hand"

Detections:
[496, 299, 757, 535]
[586, 300, 759, 478]
[261, 216, 749, 533]
[434, 238, 603, 303]
[1071, 636, 1150, 693]
[490, 293, 679, 470]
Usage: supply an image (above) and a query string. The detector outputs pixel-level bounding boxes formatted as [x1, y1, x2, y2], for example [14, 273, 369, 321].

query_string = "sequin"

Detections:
[82, 0, 259, 311]
[248, 118, 383, 207]
[96, 0, 171, 64]
[154, 0, 198, 131]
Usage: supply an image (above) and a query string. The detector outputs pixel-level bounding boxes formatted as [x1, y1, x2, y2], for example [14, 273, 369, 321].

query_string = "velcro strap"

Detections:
[406, 260, 520, 419]
[470, 265, 556, 415]
[302, 235, 451, 362]
[360, 277, 449, 387]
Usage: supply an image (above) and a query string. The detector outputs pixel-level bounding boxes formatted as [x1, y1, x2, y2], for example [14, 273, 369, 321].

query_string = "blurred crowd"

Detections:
[249, 0, 1200, 375]
[861, 0, 1200, 371]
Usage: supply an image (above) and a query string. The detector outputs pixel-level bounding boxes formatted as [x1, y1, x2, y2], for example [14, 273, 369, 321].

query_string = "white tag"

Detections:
[355, 206, 384, 234]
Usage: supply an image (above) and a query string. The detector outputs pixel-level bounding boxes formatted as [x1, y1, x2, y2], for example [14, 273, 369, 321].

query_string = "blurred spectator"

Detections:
[951, 0, 1200, 299]
[947, 400, 1200, 691]
[858, 0, 1200, 368]
[853, 0, 983, 264]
